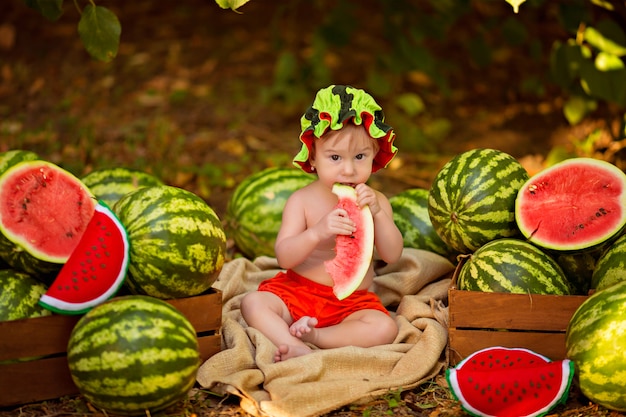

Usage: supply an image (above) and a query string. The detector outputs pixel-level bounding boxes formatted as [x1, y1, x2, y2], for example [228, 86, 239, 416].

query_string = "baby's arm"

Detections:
[274, 190, 355, 270]
[355, 184, 403, 264]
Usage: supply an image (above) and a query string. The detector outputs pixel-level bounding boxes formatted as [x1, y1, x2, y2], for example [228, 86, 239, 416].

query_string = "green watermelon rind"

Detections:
[0, 150, 39, 176]
[38, 201, 130, 315]
[390, 188, 459, 262]
[457, 238, 571, 295]
[428, 149, 529, 254]
[566, 280, 626, 412]
[225, 167, 315, 259]
[114, 185, 226, 299]
[590, 233, 626, 291]
[515, 158, 626, 252]
[67, 295, 200, 415]
[0, 269, 51, 322]
[81, 167, 164, 208]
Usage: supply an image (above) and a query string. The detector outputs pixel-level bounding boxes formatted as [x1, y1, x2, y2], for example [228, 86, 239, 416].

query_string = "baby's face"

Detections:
[311, 127, 375, 189]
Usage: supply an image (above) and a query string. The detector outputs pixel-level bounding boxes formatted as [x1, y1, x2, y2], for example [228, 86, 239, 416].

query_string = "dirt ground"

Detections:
[1, 1, 624, 416]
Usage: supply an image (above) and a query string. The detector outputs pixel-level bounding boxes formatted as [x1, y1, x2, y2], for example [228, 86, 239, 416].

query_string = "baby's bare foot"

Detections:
[275, 344, 313, 362]
[289, 316, 318, 339]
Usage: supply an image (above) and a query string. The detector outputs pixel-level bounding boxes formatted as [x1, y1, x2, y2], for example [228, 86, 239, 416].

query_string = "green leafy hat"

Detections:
[293, 85, 398, 173]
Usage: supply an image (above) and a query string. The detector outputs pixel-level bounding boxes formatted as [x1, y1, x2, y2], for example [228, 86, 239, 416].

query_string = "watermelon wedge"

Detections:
[324, 183, 374, 300]
[516, 158, 626, 252]
[39, 201, 129, 315]
[446, 347, 574, 417]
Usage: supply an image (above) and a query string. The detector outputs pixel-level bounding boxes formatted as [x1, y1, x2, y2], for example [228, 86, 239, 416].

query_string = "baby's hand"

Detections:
[314, 207, 356, 240]
[355, 183, 381, 215]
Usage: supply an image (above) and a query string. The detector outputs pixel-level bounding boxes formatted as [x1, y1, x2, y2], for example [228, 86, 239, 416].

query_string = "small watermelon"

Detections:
[225, 167, 315, 259]
[457, 238, 571, 295]
[428, 149, 529, 254]
[0, 160, 96, 279]
[566, 280, 626, 411]
[515, 157, 626, 252]
[67, 295, 200, 415]
[590, 232, 626, 291]
[389, 188, 459, 263]
[81, 167, 164, 208]
[0, 149, 39, 176]
[0, 269, 50, 322]
[114, 185, 226, 299]
[324, 184, 374, 300]
[446, 346, 574, 417]
[38, 201, 129, 315]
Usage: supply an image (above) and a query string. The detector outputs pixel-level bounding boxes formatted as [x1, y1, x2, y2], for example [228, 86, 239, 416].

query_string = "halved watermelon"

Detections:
[39, 201, 129, 315]
[0, 160, 96, 278]
[446, 347, 574, 417]
[324, 183, 374, 300]
[515, 158, 626, 252]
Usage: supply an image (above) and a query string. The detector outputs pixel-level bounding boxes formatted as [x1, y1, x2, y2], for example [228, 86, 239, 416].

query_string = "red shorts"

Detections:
[257, 269, 389, 328]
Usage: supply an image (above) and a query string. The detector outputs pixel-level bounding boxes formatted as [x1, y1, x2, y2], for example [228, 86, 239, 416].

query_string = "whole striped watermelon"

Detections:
[457, 238, 571, 294]
[0, 269, 50, 322]
[566, 280, 626, 411]
[591, 233, 626, 291]
[81, 167, 164, 208]
[67, 295, 200, 415]
[0, 149, 39, 175]
[225, 167, 315, 259]
[114, 185, 226, 299]
[390, 188, 459, 263]
[428, 149, 529, 254]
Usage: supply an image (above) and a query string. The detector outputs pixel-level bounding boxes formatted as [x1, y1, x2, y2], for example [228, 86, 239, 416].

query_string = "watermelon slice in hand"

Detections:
[446, 347, 574, 417]
[324, 183, 374, 300]
[39, 201, 129, 315]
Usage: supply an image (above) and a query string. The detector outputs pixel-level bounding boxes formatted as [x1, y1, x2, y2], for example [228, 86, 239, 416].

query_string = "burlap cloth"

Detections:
[196, 248, 455, 417]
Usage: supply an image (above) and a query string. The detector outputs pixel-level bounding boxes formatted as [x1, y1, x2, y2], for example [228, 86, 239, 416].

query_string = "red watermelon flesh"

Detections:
[39, 201, 129, 315]
[324, 183, 374, 300]
[446, 347, 574, 417]
[0, 160, 96, 262]
[515, 158, 626, 251]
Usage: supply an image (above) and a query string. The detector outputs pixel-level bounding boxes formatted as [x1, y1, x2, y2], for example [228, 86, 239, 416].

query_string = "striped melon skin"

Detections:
[114, 185, 226, 299]
[458, 238, 571, 294]
[390, 188, 459, 263]
[0, 269, 51, 322]
[566, 280, 626, 411]
[0, 149, 39, 176]
[591, 233, 626, 291]
[82, 167, 164, 208]
[67, 295, 200, 416]
[225, 167, 315, 259]
[428, 149, 529, 254]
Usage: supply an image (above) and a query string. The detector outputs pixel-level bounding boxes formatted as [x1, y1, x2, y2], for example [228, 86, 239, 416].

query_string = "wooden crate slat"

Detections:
[0, 356, 78, 407]
[448, 289, 587, 331]
[198, 334, 222, 362]
[448, 328, 568, 365]
[169, 291, 222, 331]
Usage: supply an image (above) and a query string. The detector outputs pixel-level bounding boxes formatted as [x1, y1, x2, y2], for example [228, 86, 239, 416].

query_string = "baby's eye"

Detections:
[356, 153, 365, 160]
[331, 155, 340, 161]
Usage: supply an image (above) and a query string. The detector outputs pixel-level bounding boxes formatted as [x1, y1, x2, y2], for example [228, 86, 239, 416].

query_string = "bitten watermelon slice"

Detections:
[446, 347, 574, 417]
[516, 158, 626, 252]
[39, 201, 129, 315]
[324, 184, 374, 300]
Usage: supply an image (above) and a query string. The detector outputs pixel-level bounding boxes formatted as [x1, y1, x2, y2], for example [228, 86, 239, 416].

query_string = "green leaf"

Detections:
[23, 0, 64, 21]
[563, 96, 596, 125]
[579, 59, 626, 106]
[595, 51, 625, 71]
[395, 93, 425, 117]
[583, 21, 626, 57]
[505, 0, 526, 13]
[214, 0, 250, 12]
[78, 5, 121, 62]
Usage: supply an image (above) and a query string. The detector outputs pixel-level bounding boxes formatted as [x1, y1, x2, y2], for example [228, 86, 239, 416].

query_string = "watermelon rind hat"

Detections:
[293, 85, 398, 173]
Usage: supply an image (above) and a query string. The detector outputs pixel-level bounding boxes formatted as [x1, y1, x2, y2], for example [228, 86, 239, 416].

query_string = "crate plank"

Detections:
[0, 290, 223, 407]
[449, 329, 568, 365]
[448, 289, 587, 331]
